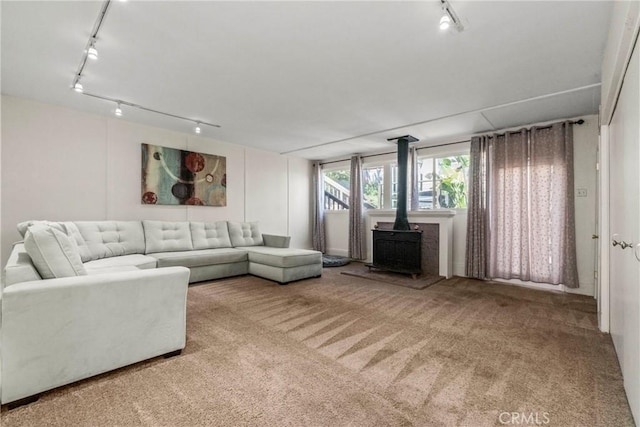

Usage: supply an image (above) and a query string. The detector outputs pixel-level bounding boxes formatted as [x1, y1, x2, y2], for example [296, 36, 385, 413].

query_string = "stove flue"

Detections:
[387, 135, 418, 230]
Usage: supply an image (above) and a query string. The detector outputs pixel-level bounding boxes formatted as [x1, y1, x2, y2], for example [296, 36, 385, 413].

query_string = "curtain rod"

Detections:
[319, 139, 470, 166]
[318, 119, 584, 166]
[481, 119, 584, 137]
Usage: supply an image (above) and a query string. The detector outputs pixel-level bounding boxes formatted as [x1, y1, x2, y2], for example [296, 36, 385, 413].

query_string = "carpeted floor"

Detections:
[1, 264, 634, 426]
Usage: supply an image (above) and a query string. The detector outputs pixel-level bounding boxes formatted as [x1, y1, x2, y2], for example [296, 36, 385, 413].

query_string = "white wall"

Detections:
[287, 157, 313, 249]
[325, 210, 349, 257]
[1, 95, 313, 268]
[323, 114, 599, 296]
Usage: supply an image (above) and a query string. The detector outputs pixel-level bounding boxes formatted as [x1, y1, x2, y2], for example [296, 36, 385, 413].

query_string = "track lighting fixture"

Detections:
[82, 92, 221, 130]
[439, 14, 451, 30]
[71, 2, 220, 132]
[87, 40, 98, 60]
[73, 76, 83, 93]
[439, 0, 464, 32]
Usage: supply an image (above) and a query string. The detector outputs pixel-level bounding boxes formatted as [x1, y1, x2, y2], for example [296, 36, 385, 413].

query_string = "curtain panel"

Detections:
[465, 135, 489, 279]
[465, 122, 579, 288]
[349, 155, 366, 260]
[312, 161, 326, 253]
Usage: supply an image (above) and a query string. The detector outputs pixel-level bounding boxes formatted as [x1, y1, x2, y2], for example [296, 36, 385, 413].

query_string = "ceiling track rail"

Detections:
[82, 92, 221, 128]
[71, 0, 112, 89]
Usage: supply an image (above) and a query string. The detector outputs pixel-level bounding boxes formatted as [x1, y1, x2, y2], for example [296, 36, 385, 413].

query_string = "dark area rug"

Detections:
[341, 266, 445, 289]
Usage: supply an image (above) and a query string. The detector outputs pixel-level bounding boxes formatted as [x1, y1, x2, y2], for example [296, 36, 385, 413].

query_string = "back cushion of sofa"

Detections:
[228, 221, 263, 247]
[17, 220, 65, 238]
[143, 220, 193, 254]
[75, 221, 146, 260]
[190, 221, 232, 250]
[61, 222, 92, 263]
[24, 225, 87, 279]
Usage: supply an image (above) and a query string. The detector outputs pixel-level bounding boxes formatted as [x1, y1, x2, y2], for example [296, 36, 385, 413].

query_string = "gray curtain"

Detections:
[410, 146, 419, 211]
[465, 135, 489, 279]
[465, 122, 579, 288]
[312, 161, 326, 253]
[349, 155, 365, 260]
[527, 123, 578, 287]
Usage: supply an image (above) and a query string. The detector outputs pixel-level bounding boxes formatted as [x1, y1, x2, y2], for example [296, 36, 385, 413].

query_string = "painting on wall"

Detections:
[141, 143, 227, 206]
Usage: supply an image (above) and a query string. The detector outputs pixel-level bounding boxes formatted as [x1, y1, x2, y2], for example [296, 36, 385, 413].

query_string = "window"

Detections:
[323, 167, 384, 210]
[321, 148, 470, 211]
[391, 164, 398, 209]
[323, 169, 350, 210]
[363, 166, 383, 209]
[416, 154, 470, 209]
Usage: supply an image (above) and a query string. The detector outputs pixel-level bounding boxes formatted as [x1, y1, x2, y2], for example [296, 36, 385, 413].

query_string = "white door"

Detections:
[609, 43, 640, 423]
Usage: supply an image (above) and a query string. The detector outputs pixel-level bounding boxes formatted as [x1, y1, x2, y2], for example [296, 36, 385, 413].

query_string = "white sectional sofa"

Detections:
[6, 220, 322, 287]
[1, 219, 322, 407]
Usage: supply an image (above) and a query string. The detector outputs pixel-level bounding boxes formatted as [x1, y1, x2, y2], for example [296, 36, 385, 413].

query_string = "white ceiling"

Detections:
[1, 1, 612, 160]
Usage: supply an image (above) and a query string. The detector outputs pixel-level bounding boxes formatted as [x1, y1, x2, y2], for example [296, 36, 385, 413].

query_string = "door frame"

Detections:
[598, 2, 640, 332]
[598, 124, 610, 332]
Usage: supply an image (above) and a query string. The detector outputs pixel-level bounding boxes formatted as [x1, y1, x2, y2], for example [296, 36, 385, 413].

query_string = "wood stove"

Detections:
[366, 135, 423, 278]
[371, 229, 422, 278]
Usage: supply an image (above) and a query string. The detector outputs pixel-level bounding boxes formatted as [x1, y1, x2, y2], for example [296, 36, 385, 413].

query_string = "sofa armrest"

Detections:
[262, 234, 291, 248]
[1, 267, 190, 404]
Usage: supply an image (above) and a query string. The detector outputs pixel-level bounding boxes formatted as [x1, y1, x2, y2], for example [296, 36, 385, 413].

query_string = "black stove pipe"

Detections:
[387, 135, 418, 231]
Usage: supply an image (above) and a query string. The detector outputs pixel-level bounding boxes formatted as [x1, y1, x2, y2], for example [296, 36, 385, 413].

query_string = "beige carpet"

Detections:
[1, 265, 634, 426]
[342, 266, 445, 289]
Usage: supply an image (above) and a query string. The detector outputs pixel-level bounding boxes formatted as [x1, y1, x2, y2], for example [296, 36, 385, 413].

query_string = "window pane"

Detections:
[391, 164, 398, 209]
[435, 155, 470, 208]
[363, 167, 383, 209]
[416, 159, 434, 209]
[323, 170, 350, 210]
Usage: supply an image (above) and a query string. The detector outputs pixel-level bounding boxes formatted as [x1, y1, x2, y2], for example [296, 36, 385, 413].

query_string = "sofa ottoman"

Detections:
[241, 246, 322, 284]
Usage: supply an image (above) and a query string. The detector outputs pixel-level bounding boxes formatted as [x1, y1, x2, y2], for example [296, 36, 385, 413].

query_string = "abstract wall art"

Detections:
[141, 143, 227, 206]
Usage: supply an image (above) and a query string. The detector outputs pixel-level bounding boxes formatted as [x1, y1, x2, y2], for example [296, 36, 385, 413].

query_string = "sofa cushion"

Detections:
[143, 221, 194, 254]
[240, 246, 322, 268]
[75, 221, 146, 260]
[150, 248, 247, 268]
[83, 254, 158, 272]
[190, 221, 232, 250]
[61, 222, 92, 263]
[24, 225, 87, 279]
[17, 220, 65, 238]
[228, 222, 263, 247]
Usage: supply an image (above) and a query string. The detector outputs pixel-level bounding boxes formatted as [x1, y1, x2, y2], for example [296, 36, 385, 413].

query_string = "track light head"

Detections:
[439, 14, 451, 30]
[439, 0, 464, 32]
[73, 78, 83, 93]
[88, 45, 98, 60]
[194, 123, 201, 134]
[115, 102, 123, 117]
